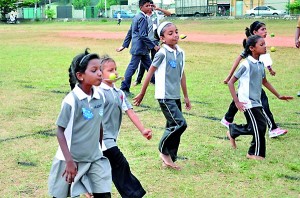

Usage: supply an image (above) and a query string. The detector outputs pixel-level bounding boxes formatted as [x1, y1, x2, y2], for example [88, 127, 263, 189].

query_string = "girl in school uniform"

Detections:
[133, 21, 191, 170]
[48, 49, 112, 198]
[221, 21, 288, 138]
[226, 35, 293, 160]
[98, 55, 152, 198]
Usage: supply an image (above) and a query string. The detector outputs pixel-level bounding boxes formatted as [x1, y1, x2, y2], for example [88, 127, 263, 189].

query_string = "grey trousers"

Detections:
[158, 99, 187, 162]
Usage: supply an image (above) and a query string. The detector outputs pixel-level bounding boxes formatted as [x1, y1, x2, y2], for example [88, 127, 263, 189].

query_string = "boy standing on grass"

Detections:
[119, 0, 160, 97]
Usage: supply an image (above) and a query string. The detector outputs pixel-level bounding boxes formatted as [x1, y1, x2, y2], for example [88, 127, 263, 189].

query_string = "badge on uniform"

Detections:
[168, 60, 177, 68]
[82, 107, 94, 120]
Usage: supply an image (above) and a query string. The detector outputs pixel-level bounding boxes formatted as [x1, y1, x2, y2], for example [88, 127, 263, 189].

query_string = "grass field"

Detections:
[0, 19, 299, 197]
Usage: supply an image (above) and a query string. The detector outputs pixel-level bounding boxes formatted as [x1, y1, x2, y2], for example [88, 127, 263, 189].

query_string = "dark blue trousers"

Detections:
[136, 48, 156, 84]
[121, 54, 152, 92]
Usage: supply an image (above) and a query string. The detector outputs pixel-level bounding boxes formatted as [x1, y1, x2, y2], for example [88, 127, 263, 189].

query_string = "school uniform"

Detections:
[136, 11, 164, 84]
[99, 83, 146, 198]
[228, 56, 269, 157]
[120, 11, 155, 93]
[48, 85, 112, 198]
[152, 44, 187, 162]
[224, 53, 276, 130]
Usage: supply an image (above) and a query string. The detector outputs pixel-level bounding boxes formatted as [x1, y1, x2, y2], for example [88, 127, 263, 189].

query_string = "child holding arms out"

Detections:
[48, 49, 112, 198]
[221, 21, 288, 138]
[227, 35, 293, 160]
[134, 21, 191, 170]
[98, 55, 152, 198]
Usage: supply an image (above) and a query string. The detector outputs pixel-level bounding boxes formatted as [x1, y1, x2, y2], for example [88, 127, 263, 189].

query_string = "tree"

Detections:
[0, 0, 18, 19]
[96, 0, 118, 11]
[287, 0, 300, 14]
[73, 0, 91, 9]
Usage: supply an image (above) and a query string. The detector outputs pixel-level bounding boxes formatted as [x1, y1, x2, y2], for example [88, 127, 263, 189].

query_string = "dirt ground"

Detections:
[60, 31, 295, 47]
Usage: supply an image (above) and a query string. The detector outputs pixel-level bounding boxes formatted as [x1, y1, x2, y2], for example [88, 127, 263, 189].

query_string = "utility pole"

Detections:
[105, 0, 107, 17]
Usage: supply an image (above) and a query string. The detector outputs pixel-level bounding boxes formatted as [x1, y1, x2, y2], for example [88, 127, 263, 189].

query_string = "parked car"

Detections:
[113, 10, 135, 18]
[245, 6, 287, 16]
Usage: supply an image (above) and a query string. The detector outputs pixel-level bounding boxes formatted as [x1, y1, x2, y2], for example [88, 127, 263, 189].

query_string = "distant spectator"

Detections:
[117, 12, 122, 25]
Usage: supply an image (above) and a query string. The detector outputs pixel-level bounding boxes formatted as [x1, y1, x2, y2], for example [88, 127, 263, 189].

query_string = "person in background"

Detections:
[294, 16, 300, 97]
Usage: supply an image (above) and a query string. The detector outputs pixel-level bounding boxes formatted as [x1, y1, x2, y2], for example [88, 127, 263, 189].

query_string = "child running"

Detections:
[134, 21, 191, 170]
[227, 35, 293, 160]
[221, 21, 288, 138]
[98, 55, 152, 198]
[48, 49, 112, 198]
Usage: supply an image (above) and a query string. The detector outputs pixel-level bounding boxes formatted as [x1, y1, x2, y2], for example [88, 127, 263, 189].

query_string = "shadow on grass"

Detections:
[284, 175, 300, 181]
[0, 129, 56, 143]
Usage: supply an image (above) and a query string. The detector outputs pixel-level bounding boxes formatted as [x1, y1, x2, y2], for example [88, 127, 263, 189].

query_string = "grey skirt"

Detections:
[48, 157, 112, 198]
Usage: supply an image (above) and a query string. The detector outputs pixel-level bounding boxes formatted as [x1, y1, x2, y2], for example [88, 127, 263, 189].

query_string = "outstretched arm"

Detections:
[224, 55, 243, 84]
[133, 66, 157, 106]
[262, 78, 294, 101]
[57, 126, 77, 184]
[181, 71, 191, 110]
[126, 109, 152, 140]
[228, 76, 246, 112]
[116, 25, 132, 52]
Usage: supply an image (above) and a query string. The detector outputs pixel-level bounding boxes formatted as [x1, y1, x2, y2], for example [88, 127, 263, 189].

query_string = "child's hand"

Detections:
[184, 97, 191, 110]
[269, 69, 276, 76]
[278, 95, 293, 101]
[223, 75, 231, 84]
[142, 129, 152, 140]
[62, 160, 77, 184]
[116, 46, 125, 52]
[235, 101, 247, 112]
[133, 93, 144, 106]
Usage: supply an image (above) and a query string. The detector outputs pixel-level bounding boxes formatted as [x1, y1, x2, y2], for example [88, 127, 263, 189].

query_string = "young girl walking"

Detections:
[221, 21, 288, 138]
[48, 49, 112, 198]
[98, 55, 152, 198]
[227, 35, 293, 160]
[134, 21, 191, 170]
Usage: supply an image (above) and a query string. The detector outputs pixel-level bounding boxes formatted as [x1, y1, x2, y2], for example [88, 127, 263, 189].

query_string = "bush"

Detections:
[45, 8, 55, 20]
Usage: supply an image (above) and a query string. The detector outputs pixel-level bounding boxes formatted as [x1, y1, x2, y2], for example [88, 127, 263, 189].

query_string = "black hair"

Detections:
[243, 21, 266, 48]
[158, 23, 174, 37]
[139, 0, 151, 8]
[68, 48, 100, 90]
[99, 54, 116, 71]
[244, 35, 263, 57]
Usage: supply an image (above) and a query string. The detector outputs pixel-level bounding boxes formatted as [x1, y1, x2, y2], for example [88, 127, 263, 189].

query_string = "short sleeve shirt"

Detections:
[240, 51, 273, 68]
[234, 56, 266, 109]
[55, 85, 104, 162]
[99, 83, 132, 150]
[151, 44, 185, 99]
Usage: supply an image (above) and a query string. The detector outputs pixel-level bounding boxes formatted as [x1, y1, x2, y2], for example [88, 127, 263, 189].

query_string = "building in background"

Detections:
[229, 0, 292, 16]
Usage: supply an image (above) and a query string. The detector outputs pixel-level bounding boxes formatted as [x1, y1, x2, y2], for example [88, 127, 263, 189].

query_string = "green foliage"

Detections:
[0, 0, 18, 19]
[96, 0, 118, 10]
[72, 0, 90, 9]
[287, 0, 300, 14]
[45, 8, 55, 19]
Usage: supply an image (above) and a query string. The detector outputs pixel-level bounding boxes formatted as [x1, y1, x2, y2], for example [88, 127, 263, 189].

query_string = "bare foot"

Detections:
[227, 131, 236, 149]
[246, 154, 265, 160]
[160, 153, 181, 170]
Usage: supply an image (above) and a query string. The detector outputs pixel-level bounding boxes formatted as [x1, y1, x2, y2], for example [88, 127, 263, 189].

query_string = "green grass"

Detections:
[0, 19, 299, 197]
